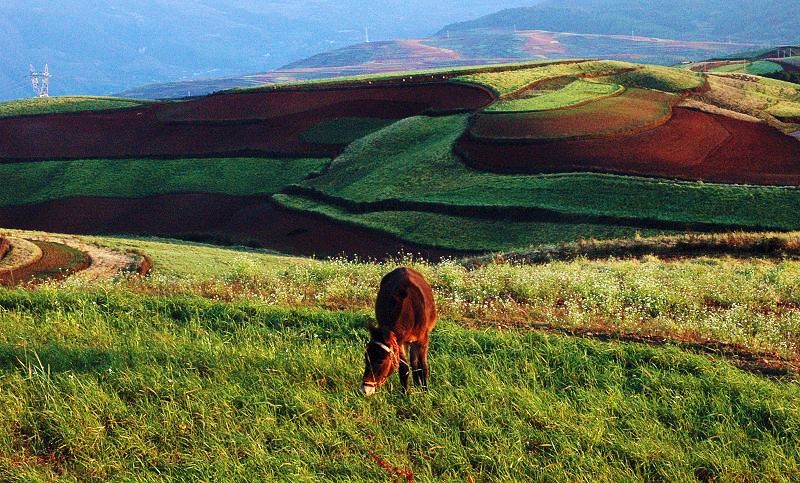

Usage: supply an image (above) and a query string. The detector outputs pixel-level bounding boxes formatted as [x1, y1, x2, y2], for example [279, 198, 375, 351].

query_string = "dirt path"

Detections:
[12, 232, 138, 281]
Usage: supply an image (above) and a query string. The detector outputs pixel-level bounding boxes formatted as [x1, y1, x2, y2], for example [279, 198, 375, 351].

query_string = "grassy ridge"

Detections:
[0, 157, 329, 207]
[484, 80, 623, 112]
[455, 60, 629, 95]
[0, 96, 148, 118]
[236, 59, 570, 93]
[592, 64, 705, 92]
[274, 193, 666, 251]
[301, 115, 800, 231]
[705, 74, 800, 121]
[0, 287, 797, 480]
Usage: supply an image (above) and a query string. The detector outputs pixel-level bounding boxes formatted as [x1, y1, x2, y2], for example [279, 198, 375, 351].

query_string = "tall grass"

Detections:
[0, 287, 797, 480]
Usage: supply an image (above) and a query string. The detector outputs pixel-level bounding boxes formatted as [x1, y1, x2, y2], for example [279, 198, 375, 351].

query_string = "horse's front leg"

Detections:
[398, 344, 410, 393]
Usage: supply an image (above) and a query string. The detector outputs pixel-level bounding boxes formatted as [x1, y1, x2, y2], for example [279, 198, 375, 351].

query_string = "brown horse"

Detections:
[360, 267, 437, 396]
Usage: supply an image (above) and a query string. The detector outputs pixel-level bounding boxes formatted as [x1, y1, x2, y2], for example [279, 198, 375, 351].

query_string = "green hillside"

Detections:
[278, 114, 800, 251]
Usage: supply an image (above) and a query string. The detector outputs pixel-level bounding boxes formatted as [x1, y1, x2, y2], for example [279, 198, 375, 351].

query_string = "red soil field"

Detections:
[470, 88, 677, 141]
[0, 194, 473, 261]
[457, 107, 800, 185]
[0, 241, 90, 286]
[0, 82, 494, 161]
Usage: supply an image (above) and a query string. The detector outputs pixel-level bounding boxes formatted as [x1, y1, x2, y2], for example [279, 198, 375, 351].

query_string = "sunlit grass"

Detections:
[0, 96, 148, 118]
[0, 287, 797, 480]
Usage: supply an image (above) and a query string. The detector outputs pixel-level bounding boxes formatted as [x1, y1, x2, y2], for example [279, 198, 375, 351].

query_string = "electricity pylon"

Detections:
[30, 64, 50, 97]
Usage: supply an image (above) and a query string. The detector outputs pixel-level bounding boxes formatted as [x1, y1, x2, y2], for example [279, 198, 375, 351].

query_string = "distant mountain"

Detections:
[120, 30, 755, 100]
[0, 0, 537, 100]
[439, 0, 800, 44]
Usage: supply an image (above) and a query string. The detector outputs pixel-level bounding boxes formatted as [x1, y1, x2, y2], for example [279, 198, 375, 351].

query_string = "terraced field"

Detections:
[1, 59, 799, 256]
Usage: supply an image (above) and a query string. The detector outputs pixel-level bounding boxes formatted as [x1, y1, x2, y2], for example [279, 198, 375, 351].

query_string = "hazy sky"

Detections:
[0, 0, 538, 98]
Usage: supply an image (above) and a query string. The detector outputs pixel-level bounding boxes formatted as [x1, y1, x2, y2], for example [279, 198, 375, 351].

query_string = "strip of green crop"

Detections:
[484, 80, 623, 112]
[0, 96, 149, 118]
[274, 193, 668, 251]
[301, 115, 800, 231]
[0, 157, 329, 207]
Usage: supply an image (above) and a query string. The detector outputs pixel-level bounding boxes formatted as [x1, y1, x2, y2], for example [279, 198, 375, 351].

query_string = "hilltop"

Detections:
[120, 32, 752, 100]
[440, 0, 800, 44]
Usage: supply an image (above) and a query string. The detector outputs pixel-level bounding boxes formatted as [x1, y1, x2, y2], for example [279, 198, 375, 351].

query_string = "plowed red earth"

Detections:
[0, 83, 494, 161]
[458, 107, 800, 185]
[0, 194, 472, 261]
[470, 88, 676, 141]
[0, 241, 90, 285]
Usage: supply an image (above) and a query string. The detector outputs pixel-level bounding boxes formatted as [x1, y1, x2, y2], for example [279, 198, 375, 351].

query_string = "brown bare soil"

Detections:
[458, 107, 800, 185]
[470, 88, 677, 140]
[0, 241, 89, 285]
[0, 83, 494, 161]
[0, 194, 471, 261]
[20, 233, 145, 282]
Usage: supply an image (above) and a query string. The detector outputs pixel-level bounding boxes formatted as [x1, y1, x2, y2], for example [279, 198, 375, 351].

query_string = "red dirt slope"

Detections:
[0, 82, 494, 161]
[0, 194, 472, 260]
[457, 107, 800, 185]
[0, 241, 90, 286]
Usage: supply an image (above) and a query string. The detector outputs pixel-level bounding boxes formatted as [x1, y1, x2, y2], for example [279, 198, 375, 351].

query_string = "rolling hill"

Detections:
[440, 0, 800, 44]
[0, 0, 537, 100]
[1, 60, 799, 257]
[120, 31, 754, 100]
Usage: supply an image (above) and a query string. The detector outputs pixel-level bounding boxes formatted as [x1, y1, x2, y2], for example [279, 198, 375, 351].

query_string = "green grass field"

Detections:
[711, 61, 785, 76]
[1, 233, 800, 479]
[0, 157, 328, 207]
[0, 96, 149, 118]
[484, 80, 623, 112]
[298, 115, 800, 233]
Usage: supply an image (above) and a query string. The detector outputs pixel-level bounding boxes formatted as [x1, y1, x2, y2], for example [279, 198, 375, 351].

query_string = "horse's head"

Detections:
[360, 324, 399, 396]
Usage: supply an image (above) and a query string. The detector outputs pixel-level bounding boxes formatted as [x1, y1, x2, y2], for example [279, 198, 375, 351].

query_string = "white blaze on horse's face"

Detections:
[361, 339, 396, 396]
